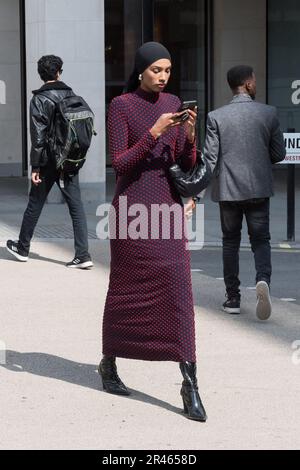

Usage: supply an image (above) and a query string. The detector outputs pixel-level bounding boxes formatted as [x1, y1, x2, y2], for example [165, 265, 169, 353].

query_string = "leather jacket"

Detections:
[30, 81, 74, 170]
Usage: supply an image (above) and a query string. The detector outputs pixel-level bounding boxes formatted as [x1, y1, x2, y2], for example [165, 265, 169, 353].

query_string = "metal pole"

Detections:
[19, 0, 28, 177]
[205, 0, 214, 114]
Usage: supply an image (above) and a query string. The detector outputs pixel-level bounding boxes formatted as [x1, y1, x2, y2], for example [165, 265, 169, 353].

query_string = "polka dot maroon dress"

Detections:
[102, 87, 197, 363]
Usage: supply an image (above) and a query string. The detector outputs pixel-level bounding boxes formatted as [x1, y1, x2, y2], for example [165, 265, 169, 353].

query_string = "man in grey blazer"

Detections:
[204, 65, 286, 320]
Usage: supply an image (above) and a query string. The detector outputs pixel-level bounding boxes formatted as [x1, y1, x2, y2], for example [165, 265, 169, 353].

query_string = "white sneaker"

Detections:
[256, 281, 272, 321]
[66, 257, 94, 269]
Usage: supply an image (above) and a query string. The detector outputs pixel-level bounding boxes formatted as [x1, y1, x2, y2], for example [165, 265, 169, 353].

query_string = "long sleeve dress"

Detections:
[102, 87, 197, 363]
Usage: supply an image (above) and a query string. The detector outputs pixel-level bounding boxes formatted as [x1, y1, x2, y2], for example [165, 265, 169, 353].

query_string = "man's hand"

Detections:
[32, 172, 42, 186]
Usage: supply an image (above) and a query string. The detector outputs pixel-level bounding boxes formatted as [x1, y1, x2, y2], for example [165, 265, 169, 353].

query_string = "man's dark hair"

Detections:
[227, 65, 254, 90]
[37, 55, 63, 82]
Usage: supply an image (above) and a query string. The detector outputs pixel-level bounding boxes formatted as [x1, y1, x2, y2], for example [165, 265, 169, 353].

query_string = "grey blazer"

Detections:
[203, 94, 286, 202]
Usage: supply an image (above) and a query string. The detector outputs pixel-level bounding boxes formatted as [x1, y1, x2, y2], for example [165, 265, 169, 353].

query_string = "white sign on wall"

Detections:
[282, 133, 300, 164]
[0, 80, 6, 104]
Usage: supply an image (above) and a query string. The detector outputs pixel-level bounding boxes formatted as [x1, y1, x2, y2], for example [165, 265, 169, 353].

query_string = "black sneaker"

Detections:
[222, 297, 241, 314]
[6, 240, 28, 262]
[66, 257, 94, 269]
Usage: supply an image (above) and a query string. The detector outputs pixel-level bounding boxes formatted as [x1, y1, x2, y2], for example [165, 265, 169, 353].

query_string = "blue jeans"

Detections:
[18, 161, 90, 259]
[219, 198, 271, 299]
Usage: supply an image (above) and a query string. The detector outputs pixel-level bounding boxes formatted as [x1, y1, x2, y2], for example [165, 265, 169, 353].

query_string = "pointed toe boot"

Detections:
[179, 362, 207, 422]
[98, 356, 131, 396]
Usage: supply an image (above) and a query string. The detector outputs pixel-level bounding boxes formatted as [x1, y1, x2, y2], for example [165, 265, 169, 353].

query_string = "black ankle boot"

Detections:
[179, 362, 207, 422]
[98, 356, 130, 396]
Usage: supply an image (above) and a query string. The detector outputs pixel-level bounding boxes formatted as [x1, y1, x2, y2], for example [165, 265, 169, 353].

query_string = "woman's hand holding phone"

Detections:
[150, 112, 187, 139]
[184, 107, 198, 143]
[177, 100, 198, 141]
[174, 100, 198, 142]
[150, 100, 198, 140]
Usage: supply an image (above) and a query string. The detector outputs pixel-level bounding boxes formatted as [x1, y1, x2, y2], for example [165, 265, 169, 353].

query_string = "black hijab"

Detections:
[125, 42, 172, 93]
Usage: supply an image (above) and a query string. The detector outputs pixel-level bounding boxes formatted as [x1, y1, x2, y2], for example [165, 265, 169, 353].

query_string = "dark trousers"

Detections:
[219, 198, 272, 299]
[18, 162, 90, 259]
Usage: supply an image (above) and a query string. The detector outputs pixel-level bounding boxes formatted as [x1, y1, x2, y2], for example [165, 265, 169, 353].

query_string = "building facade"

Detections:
[0, 0, 298, 202]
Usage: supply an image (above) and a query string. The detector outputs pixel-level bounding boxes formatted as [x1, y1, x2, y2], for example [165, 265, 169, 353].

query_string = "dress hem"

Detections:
[102, 350, 196, 363]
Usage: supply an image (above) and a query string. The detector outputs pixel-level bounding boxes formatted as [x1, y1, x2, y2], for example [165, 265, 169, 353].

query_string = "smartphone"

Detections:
[172, 111, 190, 123]
[172, 100, 197, 123]
[178, 100, 197, 112]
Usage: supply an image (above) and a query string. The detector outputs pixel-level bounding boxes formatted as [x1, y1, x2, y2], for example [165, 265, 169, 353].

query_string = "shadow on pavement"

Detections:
[1, 351, 183, 417]
[0, 247, 66, 266]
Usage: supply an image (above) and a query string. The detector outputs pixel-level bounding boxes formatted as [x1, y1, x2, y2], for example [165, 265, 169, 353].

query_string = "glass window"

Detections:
[105, 0, 207, 168]
[154, 0, 206, 142]
[105, 0, 142, 104]
[105, 0, 142, 166]
[268, 0, 300, 131]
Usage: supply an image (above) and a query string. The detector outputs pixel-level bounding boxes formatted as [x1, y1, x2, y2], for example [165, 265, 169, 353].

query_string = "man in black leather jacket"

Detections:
[6, 55, 93, 269]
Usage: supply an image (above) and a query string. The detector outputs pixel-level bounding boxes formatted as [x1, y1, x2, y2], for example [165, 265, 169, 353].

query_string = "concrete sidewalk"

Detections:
[1, 239, 300, 450]
[0, 169, 300, 449]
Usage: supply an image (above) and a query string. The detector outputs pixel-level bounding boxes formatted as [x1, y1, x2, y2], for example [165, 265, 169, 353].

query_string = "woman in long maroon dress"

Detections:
[99, 42, 207, 422]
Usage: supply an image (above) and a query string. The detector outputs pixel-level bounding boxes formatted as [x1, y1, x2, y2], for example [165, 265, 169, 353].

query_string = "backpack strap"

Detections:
[36, 91, 60, 106]
[34, 93, 61, 172]
[35, 92, 60, 135]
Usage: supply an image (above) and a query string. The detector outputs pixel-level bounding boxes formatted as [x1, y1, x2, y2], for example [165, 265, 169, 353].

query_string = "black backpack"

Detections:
[43, 93, 96, 174]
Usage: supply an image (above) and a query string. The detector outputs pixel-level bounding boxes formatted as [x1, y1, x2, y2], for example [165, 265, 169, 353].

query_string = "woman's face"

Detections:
[140, 59, 172, 93]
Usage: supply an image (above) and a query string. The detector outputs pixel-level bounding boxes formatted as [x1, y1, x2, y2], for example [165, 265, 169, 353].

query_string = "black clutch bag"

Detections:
[169, 149, 212, 198]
